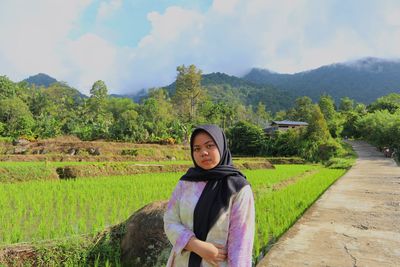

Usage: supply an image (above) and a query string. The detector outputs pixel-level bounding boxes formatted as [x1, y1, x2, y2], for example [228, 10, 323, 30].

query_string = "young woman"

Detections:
[164, 124, 255, 267]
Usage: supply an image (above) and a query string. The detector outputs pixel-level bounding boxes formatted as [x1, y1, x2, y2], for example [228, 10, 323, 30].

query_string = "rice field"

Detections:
[0, 165, 343, 244]
[0, 164, 346, 266]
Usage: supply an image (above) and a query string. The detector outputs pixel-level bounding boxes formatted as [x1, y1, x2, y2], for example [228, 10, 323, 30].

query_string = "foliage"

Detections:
[318, 94, 343, 138]
[172, 65, 205, 123]
[355, 109, 400, 157]
[368, 93, 400, 114]
[286, 96, 314, 122]
[265, 128, 303, 157]
[0, 75, 17, 98]
[120, 149, 138, 156]
[0, 97, 35, 137]
[227, 121, 266, 156]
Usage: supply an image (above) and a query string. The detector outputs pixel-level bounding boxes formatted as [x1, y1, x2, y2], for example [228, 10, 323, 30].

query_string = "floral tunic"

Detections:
[164, 180, 255, 267]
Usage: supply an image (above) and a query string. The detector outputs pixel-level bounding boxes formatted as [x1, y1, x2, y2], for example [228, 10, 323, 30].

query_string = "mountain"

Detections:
[243, 57, 400, 104]
[23, 73, 58, 87]
[163, 72, 295, 112]
[110, 88, 148, 103]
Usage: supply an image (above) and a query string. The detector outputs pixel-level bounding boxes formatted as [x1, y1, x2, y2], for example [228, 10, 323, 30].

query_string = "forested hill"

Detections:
[23, 73, 58, 87]
[243, 57, 400, 104]
[164, 72, 295, 112]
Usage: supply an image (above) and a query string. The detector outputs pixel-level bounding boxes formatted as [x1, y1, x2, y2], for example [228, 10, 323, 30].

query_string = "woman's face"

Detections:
[192, 131, 221, 170]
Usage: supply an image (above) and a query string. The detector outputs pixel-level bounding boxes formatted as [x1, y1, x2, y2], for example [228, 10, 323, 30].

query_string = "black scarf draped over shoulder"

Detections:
[180, 124, 249, 266]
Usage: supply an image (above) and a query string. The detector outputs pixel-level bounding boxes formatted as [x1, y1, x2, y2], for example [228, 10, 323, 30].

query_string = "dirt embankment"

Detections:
[0, 136, 191, 162]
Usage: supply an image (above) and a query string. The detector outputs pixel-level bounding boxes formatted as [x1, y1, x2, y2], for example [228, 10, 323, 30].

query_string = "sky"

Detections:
[0, 0, 399, 95]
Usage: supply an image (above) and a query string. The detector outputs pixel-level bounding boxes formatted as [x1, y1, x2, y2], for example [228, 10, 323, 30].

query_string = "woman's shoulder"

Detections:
[227, 174, 249, 192]
[178, 180, 208, 190]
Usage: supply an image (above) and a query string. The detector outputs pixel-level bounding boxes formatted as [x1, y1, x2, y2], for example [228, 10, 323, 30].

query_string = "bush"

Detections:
[324, 157, 355, 169]
[121, 149, 138, 157]
[317, 139, 342, 161]
[227, 121, 266, 156]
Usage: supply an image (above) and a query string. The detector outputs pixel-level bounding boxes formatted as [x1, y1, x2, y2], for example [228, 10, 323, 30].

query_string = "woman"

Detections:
[164, 124, 255, 267]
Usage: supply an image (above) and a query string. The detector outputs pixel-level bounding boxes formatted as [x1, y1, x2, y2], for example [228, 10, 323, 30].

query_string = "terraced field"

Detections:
[0, 164, 345, 265]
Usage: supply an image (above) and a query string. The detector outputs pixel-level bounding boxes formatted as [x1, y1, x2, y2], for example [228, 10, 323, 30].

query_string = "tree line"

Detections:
[0, 65, 399, 161]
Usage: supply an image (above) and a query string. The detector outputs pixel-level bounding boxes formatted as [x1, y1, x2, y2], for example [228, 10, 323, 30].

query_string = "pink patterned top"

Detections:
[164, 180, 255, 267]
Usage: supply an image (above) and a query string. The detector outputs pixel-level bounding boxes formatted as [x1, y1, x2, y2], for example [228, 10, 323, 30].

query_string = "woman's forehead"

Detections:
[193, 131, 214, 145]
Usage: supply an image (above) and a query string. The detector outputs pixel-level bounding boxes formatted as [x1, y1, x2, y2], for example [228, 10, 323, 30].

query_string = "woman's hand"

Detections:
[185, 237, 227, 266]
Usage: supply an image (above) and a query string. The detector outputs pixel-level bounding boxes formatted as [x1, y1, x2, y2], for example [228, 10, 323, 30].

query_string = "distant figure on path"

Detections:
[164, 124, 255, 267]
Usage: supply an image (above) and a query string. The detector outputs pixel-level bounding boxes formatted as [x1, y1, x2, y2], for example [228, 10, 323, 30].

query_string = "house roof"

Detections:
[271, 120, 309, 126]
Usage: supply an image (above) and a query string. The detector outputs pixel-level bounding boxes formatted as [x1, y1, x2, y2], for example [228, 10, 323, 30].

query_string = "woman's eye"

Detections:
[193, 147, 200, 152]
[207, 144, 215, 149]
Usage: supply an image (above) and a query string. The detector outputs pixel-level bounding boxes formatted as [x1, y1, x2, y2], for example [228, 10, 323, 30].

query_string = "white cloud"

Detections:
[211, 0, 240, 14]
[0, 0, 93, 82]
[1, 0, 400, 95]
[124, 0, 400, 94]
[97, 0, 122, 20]
[64, 33, 118, 94]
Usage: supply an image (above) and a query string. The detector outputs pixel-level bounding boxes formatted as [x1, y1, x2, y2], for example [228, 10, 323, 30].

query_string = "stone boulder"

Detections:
[87, 147, 100, 156]
[67, 148, 79, 155]
[120, 200, 171, 267]
[12, 138, 30, 146]
[13, 147, 28, 154]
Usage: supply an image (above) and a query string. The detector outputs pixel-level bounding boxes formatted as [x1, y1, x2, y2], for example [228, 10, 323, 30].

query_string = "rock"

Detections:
[120, 200, 171, 267]
[13, 147, 28, 154]
[87, 147, 100, 156]
[56, 166, 78, 179]
[12, 139, 30, 146]
[67, 148, 78, 155]
[166, 155, 176, 160]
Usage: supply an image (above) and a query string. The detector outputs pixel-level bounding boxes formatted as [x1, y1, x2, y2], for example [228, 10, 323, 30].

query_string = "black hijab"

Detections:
[180, 125, 249, 266]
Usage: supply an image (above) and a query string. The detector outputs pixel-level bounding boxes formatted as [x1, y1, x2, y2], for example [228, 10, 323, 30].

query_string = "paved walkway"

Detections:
[257, 141, 400, 267]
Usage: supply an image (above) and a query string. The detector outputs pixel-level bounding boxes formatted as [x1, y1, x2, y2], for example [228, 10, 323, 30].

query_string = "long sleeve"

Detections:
[227, 185, 255, 267]
[164, 181, 195, 255]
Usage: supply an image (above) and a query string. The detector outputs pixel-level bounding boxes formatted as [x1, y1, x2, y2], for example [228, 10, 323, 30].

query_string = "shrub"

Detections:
[121, 149, 138, 157]
[317, 139, 342, 161]
[227, 121, 266, 156]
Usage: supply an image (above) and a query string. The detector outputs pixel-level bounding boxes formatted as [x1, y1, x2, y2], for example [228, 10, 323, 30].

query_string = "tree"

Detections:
[0, 76, 16, 98]
[138, 88, 175, 140]
[306, 104, 331, 142]
[227, 121, 266, 156]
[88, 80, 108, 114]
[339, 97, 354, 112]
[85, 80, 113, 139]
[318, 95, 342, 138]
[318, 95, 336, 121]
[255, 102, 271, 127]
[172, 65, 205, 123]
[198, 101, 235, 130]
[368, 93, 400, 114]
[287, 96, 314, 122]
[0, 97, 35, 137]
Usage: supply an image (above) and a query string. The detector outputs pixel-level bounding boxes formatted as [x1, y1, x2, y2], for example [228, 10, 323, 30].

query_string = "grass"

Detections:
[0, 164, 347, 266]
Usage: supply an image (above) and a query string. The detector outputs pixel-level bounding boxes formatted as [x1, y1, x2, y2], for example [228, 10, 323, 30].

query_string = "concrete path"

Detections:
[257, 141, 400, 267]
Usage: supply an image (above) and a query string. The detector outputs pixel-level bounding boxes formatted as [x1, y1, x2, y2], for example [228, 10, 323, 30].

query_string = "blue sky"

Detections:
[0, 0, 399, 95]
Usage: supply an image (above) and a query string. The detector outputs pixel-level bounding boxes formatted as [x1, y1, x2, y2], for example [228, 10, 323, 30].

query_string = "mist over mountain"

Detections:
[243, 57, 400, 104]
[21, 57, 400, 111]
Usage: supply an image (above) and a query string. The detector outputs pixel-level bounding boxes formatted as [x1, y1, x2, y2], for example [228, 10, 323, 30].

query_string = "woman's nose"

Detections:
[201, 149, 208, 156]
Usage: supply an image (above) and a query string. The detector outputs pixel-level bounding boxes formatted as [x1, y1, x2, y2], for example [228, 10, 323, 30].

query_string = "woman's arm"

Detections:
[185, 237, 227, 265]
[227, 185, 255, 267]
[164, 181, 195, 255]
